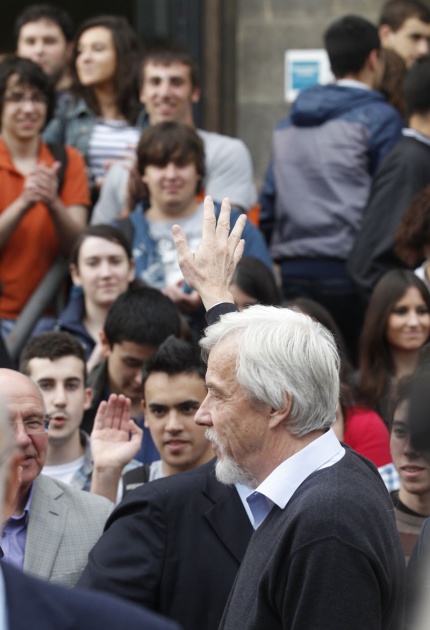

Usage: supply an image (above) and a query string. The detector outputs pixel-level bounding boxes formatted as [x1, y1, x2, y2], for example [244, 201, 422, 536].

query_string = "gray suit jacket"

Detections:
[24, 474, 113, 587]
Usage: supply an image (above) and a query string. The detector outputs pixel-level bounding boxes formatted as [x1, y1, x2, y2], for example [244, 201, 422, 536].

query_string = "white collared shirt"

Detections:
[335, 78, 371, 91]
[242, 429, 345, 529]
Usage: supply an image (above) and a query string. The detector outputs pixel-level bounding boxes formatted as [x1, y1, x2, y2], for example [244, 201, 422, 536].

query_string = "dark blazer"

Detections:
[2, 561, 180, 630]
[78, 459, 254, 630]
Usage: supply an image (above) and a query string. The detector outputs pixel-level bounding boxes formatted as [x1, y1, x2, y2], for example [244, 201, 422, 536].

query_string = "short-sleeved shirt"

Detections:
[0, 139, 90, 319]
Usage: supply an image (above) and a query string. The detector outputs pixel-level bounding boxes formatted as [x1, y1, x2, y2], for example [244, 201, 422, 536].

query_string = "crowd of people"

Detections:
[1, 0, 430, 628]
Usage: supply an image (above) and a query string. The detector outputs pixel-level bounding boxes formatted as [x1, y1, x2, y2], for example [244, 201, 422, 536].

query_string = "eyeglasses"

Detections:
[3, 92, 47, 106]
[11, 418, 50, 435]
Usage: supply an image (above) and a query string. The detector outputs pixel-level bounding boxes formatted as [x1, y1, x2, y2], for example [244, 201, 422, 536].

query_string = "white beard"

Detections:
[205, 428, 258, 488]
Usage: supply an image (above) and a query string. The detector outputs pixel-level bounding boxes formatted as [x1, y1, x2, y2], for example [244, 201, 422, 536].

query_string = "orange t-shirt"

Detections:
[0, 139, 90, 319]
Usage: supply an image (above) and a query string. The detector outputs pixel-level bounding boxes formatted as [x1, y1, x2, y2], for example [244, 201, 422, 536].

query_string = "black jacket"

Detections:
[78, 459, 253, 630]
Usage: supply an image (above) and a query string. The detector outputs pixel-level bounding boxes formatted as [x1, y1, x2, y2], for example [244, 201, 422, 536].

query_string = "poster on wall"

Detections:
[285, 49, 333, 102]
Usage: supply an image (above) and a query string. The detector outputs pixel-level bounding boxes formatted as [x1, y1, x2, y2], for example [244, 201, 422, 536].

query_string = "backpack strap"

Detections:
[46, 142, 68, 193]
[122, 464, 151, 497]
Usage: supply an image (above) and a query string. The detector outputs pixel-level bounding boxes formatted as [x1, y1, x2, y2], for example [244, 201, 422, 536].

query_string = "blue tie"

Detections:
[247, 491, 270, 529]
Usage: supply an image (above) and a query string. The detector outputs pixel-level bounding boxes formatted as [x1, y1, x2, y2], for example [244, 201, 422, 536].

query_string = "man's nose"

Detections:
[165, 412, 183, 432]
[194, 397, 211, 426]
[53, 386, 67, 406]
[165, 162, 178, 178]
[13, 421, 32, 447]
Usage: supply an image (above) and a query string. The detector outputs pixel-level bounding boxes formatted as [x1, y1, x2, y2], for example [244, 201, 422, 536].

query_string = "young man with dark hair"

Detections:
[0, 56, 89, 340]
[92, 42, 257, 222]
[84, 286, 181, 465]
[389, 376, 430, 564]
[121, 336, 213, 492]
[379, 0, 430, 67]
[15, 3, 74, 101]
[20, 332, 92, 488]
[349, 55, 430, 297]
[259, 14, 403, 360]
[20, 331, 141, 497]
[114, 121, 271, 323]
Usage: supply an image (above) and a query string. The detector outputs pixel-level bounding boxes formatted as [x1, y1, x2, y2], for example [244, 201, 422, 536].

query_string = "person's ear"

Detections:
[367, 48, 381, 72]
[69, 263, 82, 287]
[83, 387, 93, 411]
[99, 330, 111, 358]
[127, 259, 136, 283]
[268, 395, 292, 429]
[378, 24, 393, 47]
[191, 86, 201, 104]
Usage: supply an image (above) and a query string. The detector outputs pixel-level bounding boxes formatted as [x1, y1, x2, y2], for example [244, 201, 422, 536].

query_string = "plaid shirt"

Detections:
[378, 462, 400, 493]
[70, 431, 141, 492]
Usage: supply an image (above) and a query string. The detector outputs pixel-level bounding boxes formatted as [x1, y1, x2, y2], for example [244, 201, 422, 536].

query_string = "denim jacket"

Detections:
[117, 202, 273, 288]
[43, 99, 148, 190]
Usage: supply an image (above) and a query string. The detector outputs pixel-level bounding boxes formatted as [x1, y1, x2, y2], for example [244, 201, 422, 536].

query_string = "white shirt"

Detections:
[335, 79, 371, 91]
[244, 429, 345, 529]
[0, 566, 8, 630]
[42, 456, 85, 486]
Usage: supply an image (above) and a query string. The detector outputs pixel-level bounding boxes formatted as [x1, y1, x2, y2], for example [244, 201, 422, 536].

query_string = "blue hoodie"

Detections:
[259, 83, 403, 260]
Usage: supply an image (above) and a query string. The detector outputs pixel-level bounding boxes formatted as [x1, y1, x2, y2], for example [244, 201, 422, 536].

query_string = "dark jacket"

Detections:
[348, 133, 430, 298]
[2, 561, 180, 630]
[78, 459, 253, 630]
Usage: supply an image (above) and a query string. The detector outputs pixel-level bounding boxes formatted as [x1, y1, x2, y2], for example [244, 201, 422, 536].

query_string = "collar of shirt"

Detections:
[235, 483, 255, 524]
[335, 78, 371, 91]
[7, 483, 34, 524]
[247, 429, 345, 528]
[402, 128, 430, 147]
[0, 566, 8, 630]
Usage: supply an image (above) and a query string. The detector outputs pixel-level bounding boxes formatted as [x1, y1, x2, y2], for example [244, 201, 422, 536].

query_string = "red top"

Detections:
[343, 406, 392, 467]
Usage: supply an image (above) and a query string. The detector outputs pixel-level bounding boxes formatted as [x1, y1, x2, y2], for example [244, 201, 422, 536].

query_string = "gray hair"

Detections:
[200, 305, 340, 437]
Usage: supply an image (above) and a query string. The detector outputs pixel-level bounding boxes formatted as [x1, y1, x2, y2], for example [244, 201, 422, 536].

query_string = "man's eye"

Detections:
[181, 405, 199, 414]
[38, 382, 52, 390]
[26, 419, 43, 428]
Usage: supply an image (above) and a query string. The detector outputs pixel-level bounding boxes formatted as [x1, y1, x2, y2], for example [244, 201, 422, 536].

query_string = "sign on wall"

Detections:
[285, 49, 334, 102]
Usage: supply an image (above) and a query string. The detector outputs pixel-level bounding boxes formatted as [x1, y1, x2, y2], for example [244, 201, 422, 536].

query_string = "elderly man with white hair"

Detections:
[171, 196, 406, 630]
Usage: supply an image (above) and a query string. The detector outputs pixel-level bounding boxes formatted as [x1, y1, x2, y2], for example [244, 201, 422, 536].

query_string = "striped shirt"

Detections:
[88, 119, 140, 183]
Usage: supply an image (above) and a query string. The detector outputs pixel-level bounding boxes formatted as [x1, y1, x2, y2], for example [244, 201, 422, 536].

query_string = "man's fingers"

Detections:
[228, 213, 247, 252]
[93, 400, 108, 428]
[233, 238, 246, 267]
[201, 196, 217, 242]
[215, 197, 232, 236]
[172, 224, 193, 275]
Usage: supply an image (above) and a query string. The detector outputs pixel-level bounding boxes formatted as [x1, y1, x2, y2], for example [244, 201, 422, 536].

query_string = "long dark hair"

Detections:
[70, 15, 141, 124]
[359, 269, 430, 408]
[231, 256, 280, 306]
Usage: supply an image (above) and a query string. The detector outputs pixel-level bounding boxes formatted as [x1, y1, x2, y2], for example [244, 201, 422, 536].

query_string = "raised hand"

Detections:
[91, 394, 143, 470]
[172, 196, 246, 310]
